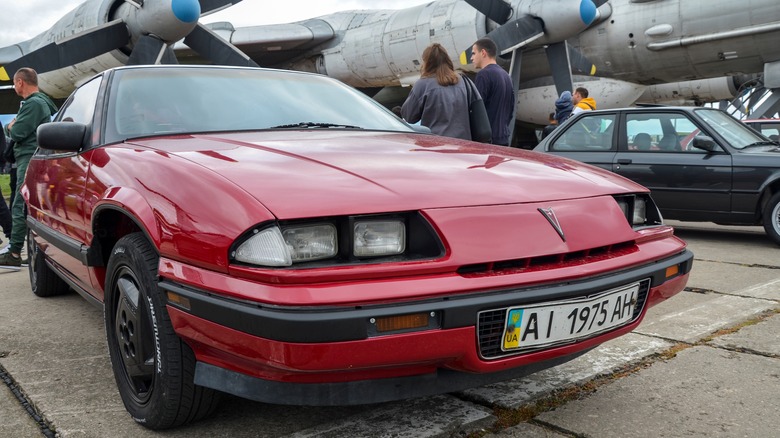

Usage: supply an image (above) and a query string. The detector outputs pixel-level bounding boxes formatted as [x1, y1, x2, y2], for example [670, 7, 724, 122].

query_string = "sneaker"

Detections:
[0, 252, 21, 268]
[0, 243, 9, 255]
[20, 256, 29, 267]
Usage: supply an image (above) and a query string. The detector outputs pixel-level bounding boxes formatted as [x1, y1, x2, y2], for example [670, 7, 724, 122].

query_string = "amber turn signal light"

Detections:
[167, 291, 192, 310]
[374, 313, 430, 333]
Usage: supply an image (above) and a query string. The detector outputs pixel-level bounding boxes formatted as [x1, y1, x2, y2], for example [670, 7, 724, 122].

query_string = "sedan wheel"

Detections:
[764, 192, 780, 246]
[104, 233, 219, 429]
[27, 230, 69, 297]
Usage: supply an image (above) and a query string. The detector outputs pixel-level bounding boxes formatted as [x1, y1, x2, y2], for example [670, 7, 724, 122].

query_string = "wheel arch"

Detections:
[91, 190, 161, 289]
[758, 176, 780, 218]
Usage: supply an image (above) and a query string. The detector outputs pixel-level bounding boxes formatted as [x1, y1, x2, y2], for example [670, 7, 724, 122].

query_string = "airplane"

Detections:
[2, 0, 780, 146]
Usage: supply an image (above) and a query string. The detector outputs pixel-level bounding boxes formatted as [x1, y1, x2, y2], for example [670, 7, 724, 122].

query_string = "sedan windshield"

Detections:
[105, 67, 412, 142]
[694, 108, 769, 150]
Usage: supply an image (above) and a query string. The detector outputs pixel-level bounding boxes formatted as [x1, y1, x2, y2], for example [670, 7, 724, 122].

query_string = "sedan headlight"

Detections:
[614, 194, 663, 228]
[354, 220, 406, 257]
[234, 224, 337, 267]
[232, 213, 442, 268]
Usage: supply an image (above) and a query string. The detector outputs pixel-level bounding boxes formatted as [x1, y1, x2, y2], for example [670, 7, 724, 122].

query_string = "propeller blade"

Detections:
[127, 35, 174, 65]
[184, 23, 259, 67]
[0, 20, 129, 81]
[546, 42, 574, 97]
[568, 45, 597, 76]
[463, 0, 513, 25]
[461, 15, 544, 63]
[488, 16, 545, 56]
[199, 0, 243, 15]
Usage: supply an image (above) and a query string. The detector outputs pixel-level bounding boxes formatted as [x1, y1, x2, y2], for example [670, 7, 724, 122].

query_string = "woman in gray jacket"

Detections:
[401, 43, 472, 140]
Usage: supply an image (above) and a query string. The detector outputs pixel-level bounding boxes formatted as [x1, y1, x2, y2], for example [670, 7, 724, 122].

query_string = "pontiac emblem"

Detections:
[538, 208, 566, 242]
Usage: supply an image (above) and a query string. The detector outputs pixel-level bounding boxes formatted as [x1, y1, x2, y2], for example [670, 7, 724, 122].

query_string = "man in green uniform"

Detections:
[0, 68, 58, 267]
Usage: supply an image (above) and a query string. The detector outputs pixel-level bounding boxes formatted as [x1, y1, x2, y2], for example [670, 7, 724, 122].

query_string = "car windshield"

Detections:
[694, 108, 769, 150]
[105, 67, 412, 142]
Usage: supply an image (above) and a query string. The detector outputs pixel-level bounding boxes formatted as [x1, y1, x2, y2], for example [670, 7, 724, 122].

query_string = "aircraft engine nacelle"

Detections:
[317, 0, 484, 88]
[25, 0, 129, 98]
[516, 0, 599, 43]
[636, 77, 743, 106]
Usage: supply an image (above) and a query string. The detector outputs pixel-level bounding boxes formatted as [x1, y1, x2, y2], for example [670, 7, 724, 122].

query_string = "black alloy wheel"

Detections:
[27, 230, 69, 297]
[104, 232, 219, 429]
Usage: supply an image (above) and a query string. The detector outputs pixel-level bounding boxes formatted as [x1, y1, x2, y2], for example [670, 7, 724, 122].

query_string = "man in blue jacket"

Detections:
[0, 68, 58, 267]
[470, 38, 515, 146]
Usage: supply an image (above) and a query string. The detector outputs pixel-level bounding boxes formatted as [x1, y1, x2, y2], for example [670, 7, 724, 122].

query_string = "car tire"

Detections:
[763, 192, 780, 246]
[27, 231, 70, 297]
[104, 232, 220, 429]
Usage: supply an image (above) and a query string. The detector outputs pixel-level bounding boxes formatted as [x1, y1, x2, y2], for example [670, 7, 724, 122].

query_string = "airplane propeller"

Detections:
[463, 0, 604, 97]
[462, 0, 608, 144]
[0, 0, 256, 82]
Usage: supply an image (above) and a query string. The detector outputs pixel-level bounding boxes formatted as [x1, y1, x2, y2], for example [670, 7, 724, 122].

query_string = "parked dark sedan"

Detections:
[534, 106, 780, 245]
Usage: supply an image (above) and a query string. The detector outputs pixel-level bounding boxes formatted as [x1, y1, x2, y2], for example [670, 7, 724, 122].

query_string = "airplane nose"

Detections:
[172, 0, 201, 23]
[579, 0, 598, 26]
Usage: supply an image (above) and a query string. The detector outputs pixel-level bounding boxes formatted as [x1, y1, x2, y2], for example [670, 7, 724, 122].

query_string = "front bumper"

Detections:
[161, 249, 692, 405]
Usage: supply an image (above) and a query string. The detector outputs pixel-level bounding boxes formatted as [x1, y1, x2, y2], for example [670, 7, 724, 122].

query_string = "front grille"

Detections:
[477, 278, 651, 359]
[459, 241, 638, 277]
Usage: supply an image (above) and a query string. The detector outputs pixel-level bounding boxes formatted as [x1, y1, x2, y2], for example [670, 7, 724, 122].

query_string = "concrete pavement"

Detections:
[1, 221, 778, 437]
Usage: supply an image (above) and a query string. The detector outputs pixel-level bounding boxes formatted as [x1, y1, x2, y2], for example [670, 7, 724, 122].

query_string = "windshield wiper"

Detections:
[270, 122, 362, 129]
[742, 141, 777, 148]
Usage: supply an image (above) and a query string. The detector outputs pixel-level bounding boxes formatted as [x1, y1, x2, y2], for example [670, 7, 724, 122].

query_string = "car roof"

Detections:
[578, 106, 710, 114]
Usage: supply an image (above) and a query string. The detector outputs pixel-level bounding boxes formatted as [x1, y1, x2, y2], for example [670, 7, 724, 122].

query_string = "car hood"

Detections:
[129, 131, 646, 218]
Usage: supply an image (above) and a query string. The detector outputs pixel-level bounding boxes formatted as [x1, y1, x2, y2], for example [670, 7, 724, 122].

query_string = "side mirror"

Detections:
[691, 135, 719, 152]
[37, 122, 87, 152]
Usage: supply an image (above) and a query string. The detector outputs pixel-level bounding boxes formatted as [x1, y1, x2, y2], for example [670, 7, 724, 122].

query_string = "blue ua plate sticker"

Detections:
[504, 308, 524, 349]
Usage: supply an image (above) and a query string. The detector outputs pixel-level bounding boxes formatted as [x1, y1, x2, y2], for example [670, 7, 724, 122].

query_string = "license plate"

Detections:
[502, 282, 640, 352]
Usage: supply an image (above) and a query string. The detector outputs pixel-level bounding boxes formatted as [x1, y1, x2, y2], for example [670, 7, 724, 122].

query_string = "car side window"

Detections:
[758, 124, 780, 141]
[626, 113, 704, 153]
[550, 114, 616, 151]
[57, 76, 101, 125]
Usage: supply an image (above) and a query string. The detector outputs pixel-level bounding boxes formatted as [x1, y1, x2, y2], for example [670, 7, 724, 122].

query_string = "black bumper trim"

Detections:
[194, 349, 590, 406]
[161, 250, 693, 344]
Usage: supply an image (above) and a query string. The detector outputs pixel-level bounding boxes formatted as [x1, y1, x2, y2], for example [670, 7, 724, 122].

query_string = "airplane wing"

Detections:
[175, 19, 336, 67]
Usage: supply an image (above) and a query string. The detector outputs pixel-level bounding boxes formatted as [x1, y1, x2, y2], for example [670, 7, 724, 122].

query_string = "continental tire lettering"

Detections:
[147, 296, 162, 374]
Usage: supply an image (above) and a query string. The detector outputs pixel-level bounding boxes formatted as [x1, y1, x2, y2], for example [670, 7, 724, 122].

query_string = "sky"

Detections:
[0, 0, 431, 47]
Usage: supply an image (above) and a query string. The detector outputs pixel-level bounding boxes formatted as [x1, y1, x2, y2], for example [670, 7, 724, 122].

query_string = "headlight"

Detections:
[234, 226, 291, 267]
[614, 194, 662, 228]
[231, 213, 443, 268]
[234, 224, 337, 267]
[354, 220, 406, 257]
[283, 224, 338, 262]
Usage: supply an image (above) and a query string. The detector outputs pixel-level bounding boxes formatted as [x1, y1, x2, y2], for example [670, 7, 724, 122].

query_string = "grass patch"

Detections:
[0, 174, 9, 200]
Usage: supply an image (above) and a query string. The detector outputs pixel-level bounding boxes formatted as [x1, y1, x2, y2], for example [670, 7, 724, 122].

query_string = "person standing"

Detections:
[571, 87, 596, 116]
[0, 120, 11, 247]
[470, 38, 515, 146]
[0, 68, 58, 267]
[554, 91, 574, 124]
[401, 43, 472, 140]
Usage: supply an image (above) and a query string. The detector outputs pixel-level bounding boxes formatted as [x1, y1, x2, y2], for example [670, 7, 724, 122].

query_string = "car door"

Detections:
[543, 112, 618, 171]
[25, 76, 102, 292]
[613, 111, 733, 219]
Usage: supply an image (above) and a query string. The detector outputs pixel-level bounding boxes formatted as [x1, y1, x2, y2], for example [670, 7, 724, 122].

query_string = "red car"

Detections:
[25, 65, 692, 429]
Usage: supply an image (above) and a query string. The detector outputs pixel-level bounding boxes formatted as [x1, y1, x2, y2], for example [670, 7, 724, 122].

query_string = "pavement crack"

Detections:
[694, 258, 780, 270]
[0, 363, 57, 438]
